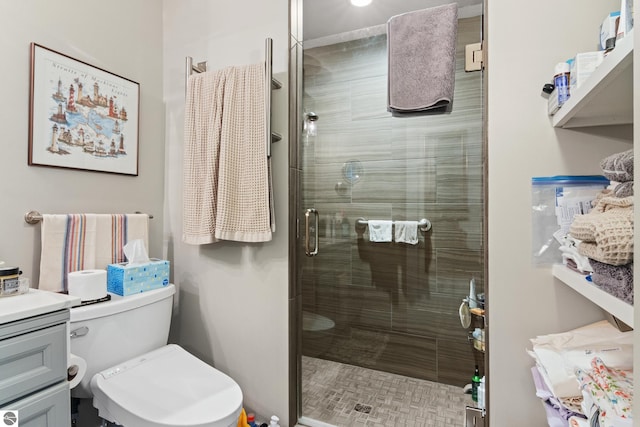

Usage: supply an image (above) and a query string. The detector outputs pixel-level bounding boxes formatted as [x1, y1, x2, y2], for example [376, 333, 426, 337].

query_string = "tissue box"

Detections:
[107, 259, 170, 296]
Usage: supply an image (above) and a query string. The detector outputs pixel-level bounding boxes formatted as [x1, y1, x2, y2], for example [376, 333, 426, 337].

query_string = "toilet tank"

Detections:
[69, 284, 175, 398]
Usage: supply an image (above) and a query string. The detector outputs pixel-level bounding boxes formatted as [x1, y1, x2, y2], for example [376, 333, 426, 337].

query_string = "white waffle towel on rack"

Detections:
[214, 63, 272, 242]
[182, 67, 227, 244]
[394, 220, 419, 244]
[368, 220, 392, 242]
[183, 63, 272, 244]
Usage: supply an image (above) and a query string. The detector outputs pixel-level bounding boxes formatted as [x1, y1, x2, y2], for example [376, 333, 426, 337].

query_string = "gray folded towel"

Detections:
[614, 181, 634, 198]
[600, 149, 633, 182]
[387, 3, 458, 116]
[589, 259, 633, 305]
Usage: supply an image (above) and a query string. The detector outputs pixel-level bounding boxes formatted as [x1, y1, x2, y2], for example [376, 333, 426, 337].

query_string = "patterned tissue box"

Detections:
[107, 259, 170, 296]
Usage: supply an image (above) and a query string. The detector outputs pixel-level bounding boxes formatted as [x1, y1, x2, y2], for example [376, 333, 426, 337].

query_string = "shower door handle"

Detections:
[304, 208, 319, 257]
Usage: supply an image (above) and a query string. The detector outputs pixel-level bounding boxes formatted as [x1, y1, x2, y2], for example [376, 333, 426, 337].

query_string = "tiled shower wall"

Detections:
[301, 17, 484, 386]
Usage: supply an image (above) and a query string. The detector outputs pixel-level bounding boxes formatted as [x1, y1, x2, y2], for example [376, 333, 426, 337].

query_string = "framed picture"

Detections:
[29, 43, 140, 175]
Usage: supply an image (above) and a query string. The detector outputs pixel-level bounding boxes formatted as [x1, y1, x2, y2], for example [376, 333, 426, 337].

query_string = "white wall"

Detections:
[0, 3, 164, 424]
[162, 0, 290, 424]
[0, 2, 164, 289]
[486, 0, 633, 424]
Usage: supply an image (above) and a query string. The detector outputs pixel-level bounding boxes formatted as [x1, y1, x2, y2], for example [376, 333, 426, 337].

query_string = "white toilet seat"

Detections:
[91, 344, 243, 427]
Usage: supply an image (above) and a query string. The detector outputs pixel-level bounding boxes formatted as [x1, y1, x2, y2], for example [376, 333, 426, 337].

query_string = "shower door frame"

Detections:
[287, 0, 490, 424]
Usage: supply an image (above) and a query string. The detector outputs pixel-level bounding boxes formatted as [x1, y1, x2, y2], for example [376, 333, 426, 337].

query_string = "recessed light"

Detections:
[351, 0, 372, 7]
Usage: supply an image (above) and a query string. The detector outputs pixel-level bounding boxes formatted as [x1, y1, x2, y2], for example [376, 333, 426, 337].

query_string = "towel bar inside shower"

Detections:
[354, 218, 432, 234]
[185, 37, 282, 157]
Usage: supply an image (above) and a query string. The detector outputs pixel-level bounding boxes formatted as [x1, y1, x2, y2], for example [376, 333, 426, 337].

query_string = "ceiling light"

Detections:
[351, 0, 372, 7]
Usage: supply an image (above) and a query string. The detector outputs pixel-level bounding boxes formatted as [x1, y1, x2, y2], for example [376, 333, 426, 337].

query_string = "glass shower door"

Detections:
[297, 9, 485, 427]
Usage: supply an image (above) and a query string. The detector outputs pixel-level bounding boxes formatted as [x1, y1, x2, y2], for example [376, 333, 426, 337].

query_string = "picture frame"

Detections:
[29, 43, 140, 175]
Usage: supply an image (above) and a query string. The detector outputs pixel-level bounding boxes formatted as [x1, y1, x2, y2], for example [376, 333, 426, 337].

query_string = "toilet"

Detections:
[69, 284, 242, 427]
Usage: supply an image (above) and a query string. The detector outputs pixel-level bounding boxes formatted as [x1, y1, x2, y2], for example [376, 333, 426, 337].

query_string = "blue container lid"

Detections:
[531, 175, 609, 185]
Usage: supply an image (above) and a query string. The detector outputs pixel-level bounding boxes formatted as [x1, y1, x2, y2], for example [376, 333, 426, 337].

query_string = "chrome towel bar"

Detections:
[24, 210, 154, 224]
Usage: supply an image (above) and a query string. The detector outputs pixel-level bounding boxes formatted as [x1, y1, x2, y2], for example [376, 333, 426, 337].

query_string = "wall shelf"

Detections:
[552, 264, 633, 326]
[552, 30, 633, 129]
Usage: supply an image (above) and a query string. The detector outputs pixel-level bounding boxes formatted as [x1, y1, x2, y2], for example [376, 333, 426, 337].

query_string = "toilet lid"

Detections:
[91, 344, 243, 427]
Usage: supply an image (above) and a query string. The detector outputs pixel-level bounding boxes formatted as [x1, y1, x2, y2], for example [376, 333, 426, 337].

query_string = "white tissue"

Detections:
[68, 353, 87, 389]
[123, 239, 150, 266]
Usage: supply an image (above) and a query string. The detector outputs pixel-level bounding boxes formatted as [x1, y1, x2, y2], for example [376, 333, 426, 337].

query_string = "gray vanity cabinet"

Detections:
[0, 309, 70, 427]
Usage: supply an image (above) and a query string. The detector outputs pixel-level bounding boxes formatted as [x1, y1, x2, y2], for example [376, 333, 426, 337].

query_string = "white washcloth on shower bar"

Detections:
[368, 220, 392, 242]
[394, 221, 419, 245]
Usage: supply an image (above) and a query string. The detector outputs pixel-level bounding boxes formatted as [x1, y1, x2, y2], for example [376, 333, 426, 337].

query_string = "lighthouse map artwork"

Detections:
[29, 43, 139, 175]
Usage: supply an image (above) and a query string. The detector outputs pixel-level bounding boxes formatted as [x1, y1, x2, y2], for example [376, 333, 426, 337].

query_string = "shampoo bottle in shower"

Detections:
[471, 365, 481, 402]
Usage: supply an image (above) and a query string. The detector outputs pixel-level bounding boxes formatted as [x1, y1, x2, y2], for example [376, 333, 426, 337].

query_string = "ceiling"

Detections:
[303, 0, 483, 41]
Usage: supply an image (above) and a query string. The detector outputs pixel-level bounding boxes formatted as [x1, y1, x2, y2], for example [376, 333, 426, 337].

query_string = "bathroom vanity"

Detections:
[0, 289, 80, 426]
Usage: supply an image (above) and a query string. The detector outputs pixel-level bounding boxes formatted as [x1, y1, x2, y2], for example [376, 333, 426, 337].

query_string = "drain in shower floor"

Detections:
[354, 403, 372, 414]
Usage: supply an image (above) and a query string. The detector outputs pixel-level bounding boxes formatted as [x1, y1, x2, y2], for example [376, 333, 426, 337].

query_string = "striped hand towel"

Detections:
[38, 214, 149, 293]
[39, 214, 97, 293]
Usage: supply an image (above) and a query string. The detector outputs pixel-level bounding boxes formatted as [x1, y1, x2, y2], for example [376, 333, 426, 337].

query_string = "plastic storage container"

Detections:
[531, 175, 609, 265]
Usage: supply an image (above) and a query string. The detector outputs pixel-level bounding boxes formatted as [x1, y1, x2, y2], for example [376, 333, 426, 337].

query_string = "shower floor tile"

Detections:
[301, 356, 474, 427]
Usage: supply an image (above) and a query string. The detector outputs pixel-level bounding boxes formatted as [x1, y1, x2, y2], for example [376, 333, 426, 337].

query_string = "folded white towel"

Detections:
[394, 221, 419, 244]
[527, 320, 633, 398]
[368, 220, 392, 242]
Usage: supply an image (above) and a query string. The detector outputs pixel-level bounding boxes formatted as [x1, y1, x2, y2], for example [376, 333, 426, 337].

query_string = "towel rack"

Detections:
[24, 210, 154, 224]
[265, 38, 282, 157]
[355, 217, 432, 234]
[185, 37, 282, 158]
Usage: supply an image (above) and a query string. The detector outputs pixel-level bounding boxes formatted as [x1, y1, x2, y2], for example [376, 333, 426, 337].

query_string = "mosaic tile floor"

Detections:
[301, 356, 474, 427]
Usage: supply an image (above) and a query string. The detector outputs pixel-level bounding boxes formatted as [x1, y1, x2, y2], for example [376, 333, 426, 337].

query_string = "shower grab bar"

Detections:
[185, 37, 282, 158]
[355, 217, 432, 233]
[24, 210, 154, 224]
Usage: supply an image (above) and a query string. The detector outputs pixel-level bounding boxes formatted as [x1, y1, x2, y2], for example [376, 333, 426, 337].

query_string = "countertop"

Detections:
[0, 288, 81, 324]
